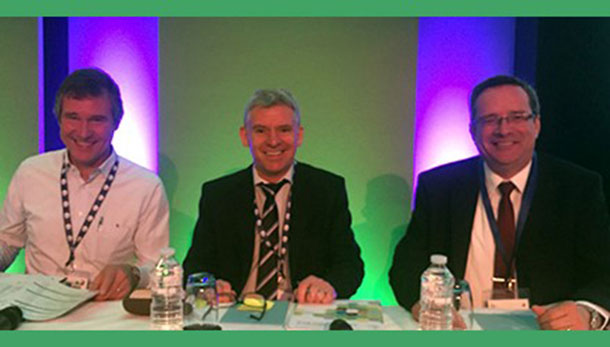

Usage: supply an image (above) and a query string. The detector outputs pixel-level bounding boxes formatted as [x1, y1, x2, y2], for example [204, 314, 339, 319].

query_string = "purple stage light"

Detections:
[38, 17, 44, 153]
[413, 18, 516, 191]
[68, 18, 159, 172]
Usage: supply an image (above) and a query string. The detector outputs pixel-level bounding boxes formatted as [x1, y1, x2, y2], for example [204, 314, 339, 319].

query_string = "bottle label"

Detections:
[162, 274, 182, 287]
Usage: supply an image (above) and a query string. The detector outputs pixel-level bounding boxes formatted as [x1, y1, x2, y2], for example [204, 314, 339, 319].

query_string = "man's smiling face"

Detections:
[470, 84, 541, 178]
[59, 94, 117, 176]
[240, 104, 303, 182]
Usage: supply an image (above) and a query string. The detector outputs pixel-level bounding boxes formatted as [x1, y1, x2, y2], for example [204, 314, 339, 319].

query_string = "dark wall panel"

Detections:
[536, 18, 610, 209]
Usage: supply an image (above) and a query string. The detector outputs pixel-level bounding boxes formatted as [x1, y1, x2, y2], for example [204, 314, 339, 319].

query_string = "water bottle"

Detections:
[419, 254, 455, 330]
[150, 247, 184, 330]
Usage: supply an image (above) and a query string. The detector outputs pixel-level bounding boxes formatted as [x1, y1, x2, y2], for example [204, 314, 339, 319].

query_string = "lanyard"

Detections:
[253, 182, 292, 280]
[60, 154, 119, 269]
[478, 154, 538, 278]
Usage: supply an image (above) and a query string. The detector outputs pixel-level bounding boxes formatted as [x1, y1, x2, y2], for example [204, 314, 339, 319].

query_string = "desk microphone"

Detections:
[329, 318, 353, 330]
[0, 306, 23, 330]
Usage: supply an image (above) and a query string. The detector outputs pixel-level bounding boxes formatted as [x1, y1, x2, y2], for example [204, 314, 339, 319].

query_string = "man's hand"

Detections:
[216, 279, 236, 303]
[411, 302, 421, 321]
[295, 275, 336, 304]
[90, 264, 138, 301]
[532, 301, 590, 330]
[410, 302, 467, 329]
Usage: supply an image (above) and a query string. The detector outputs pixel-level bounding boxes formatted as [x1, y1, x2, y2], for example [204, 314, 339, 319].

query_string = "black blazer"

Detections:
[389, 154, 610, 310]
[183, 162, 364, 298]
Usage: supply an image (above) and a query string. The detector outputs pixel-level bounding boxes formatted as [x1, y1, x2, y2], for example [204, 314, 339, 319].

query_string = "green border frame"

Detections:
[0, 330, 601, 346]
[1, 0, 610, 17]
[1, 0, 609, 345]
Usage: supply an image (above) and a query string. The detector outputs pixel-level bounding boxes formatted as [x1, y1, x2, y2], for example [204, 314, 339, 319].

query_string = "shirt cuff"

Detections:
[136, 264, 152, 289]
[576, 300, 610, 330]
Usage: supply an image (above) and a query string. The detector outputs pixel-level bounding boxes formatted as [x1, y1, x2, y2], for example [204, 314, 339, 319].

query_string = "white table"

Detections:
[19, 300, 540, 330]
[19, 301, 418, 330]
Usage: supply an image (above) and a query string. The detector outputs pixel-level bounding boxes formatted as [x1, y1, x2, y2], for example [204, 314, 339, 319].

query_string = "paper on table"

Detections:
[219, 300, 290, 330]
[473, 310, 540, 330]
[0, 273, 97, 321]
[286, 300, 384, 330]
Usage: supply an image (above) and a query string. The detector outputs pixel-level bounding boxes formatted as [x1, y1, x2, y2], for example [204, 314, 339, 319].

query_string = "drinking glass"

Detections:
[453, 279, 474, 330]
[185, 272, 219, 323]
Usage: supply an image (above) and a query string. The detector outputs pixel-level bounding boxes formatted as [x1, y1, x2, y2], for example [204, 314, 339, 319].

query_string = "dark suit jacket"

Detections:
[183, 162, 364, 298]
[389, 154, 610, 310]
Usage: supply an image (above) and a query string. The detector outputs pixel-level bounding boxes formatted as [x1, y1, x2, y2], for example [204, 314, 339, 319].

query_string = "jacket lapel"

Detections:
[516, 155, 551, 271]
[287, 163, 309, 279]
[230, 167, 256, 277]
[449, 158, 480, 280]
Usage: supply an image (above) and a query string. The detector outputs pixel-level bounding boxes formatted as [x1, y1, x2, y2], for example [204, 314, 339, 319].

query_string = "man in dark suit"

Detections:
[390, 76, 610, 330]
[184, 89, 363, 304]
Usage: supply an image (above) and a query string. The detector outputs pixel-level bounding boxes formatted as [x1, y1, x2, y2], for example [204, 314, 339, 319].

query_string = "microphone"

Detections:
[329, 318, 353, 330]
[0, 306, 23, 330]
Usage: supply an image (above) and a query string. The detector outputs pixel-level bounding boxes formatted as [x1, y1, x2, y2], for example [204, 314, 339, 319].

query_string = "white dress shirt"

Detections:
[0, 149, 169, 287]
[464, 160, 609, 329]
[464, 161, 531, 307]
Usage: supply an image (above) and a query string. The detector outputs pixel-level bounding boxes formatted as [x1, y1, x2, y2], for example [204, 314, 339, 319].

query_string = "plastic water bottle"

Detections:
[419, 254, 455, 330]
[150, 247, 184, 330]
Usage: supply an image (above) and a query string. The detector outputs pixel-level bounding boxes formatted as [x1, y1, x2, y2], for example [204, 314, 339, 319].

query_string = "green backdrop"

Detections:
[0, 18, 39, 273]
[1, 18, 418, 305]
[159, 18, 418, 304]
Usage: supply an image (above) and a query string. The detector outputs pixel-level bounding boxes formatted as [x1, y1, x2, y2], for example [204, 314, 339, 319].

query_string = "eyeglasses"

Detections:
[239, 293, 268, 321]
[474, 113, 535, 128]
[218, 289, 295, 322]
[217, 292, 269, 321]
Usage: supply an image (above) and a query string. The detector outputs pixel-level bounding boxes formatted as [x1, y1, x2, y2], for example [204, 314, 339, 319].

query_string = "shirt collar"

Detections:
[252, 162, 295, 186]
[65, 148, 118, 182]
[484, 159, 532, 194]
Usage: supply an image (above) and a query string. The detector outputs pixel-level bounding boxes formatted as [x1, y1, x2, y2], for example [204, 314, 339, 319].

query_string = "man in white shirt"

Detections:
[0, 68, 169, 301]
[390, 75, 610, 330]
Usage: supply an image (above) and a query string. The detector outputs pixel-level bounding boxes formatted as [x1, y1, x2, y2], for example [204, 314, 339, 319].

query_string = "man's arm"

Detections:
[572, 174, 610, 310]
[131, 180, 170, 288]
[389, 173, 433, 311]
[532, 172, 610, 330]
[183, 182, 220, 285]
[318, 177, 364, 300]
[0, 164, 28, 271]
[91, 178, 169, 300]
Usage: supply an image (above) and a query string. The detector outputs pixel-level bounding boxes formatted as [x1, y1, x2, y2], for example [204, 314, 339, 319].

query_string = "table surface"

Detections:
[18, 300, 540, 330]
[18, 301, 417, 330]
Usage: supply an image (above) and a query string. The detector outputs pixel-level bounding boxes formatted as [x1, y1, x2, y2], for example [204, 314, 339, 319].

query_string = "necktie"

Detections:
[493, 181, 516, 295]
[255, 180, 288, 299]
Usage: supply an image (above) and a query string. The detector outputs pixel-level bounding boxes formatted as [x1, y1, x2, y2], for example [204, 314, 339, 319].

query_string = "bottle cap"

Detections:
[430, 254, 447, 265]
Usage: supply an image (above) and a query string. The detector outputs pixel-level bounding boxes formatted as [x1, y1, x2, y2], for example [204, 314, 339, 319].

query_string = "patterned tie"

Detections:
[493, 181, 516, 295]
[255, 180, 288, 299]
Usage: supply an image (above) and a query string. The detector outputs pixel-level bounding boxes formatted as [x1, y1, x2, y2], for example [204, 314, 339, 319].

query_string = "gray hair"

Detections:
[243, 89, 300, 125]
[54, 68, 124, 126]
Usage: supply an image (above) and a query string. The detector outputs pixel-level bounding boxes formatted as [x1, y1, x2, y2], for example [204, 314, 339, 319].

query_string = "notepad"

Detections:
[474, 310, 540, 330]
[219, 300, 290, 330]
[0, 274, 96, 321]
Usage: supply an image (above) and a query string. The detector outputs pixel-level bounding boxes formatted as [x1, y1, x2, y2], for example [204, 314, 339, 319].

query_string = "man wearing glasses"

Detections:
[184, 89, 364, 304]
[390, 75, 610, 330]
